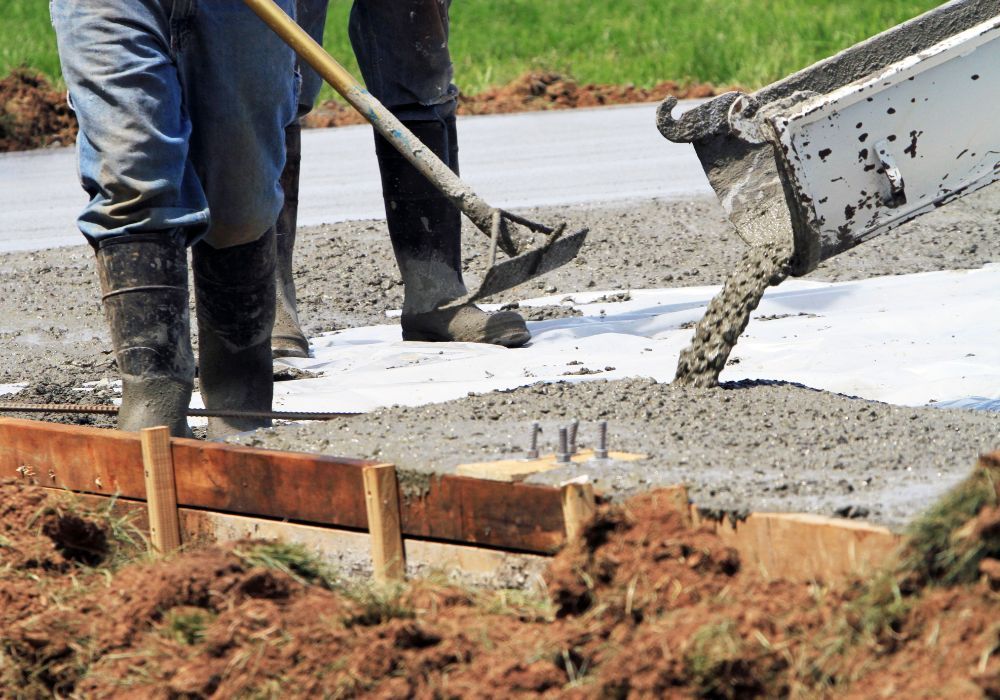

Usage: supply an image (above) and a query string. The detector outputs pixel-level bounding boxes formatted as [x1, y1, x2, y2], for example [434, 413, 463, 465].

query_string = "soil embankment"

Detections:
[0, 69, 77, 151]
[306, 71, 728, 127]
[1, 476, 997, 697]
[1, 69, 729, 152]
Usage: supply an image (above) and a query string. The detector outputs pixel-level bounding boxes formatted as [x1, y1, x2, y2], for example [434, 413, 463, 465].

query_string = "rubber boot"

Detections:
[272, 120, 311, 358]
[374, 116, 530, 348]
[193, 229, 276, 439]
[94, 233, 194, 437]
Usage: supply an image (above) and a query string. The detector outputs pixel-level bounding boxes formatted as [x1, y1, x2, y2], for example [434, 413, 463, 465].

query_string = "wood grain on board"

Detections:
[1, 418, 565, 553]
[703, 511, 901, 582]
[363, 464, 405, 583]
[61, 492, 548, 583]
[4, 418, 905, 573]
[456, 449, 647, 482]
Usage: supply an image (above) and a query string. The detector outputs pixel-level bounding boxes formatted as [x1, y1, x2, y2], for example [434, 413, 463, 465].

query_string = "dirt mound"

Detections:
[0, 68, 77, 152]
[1, 478, 997, 697]
[3, 67, 726, 147]
[458, 71, 729, 115]
[304, 70, 732, 129]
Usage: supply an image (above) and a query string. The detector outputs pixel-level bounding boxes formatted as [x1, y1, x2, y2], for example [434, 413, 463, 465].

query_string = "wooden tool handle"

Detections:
[241, 0, 504, 246]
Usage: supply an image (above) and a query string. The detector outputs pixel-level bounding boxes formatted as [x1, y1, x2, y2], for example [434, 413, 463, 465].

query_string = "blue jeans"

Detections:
[51, 0, 298, 248]
[295, 0, 329, 116]
[350, 0, 457, 120]
[295, 0, 458, 121]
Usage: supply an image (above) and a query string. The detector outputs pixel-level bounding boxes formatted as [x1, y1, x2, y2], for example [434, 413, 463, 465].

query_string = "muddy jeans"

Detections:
[50, 0, 298, 248]
[295, 0, 458, 121]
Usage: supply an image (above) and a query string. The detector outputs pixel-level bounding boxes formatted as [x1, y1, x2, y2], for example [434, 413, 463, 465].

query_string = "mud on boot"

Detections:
[375, 113, 530, 348]
[94, 232, 194, 437]
[193, 229, 277, 439]
[272, 121, 310, 359]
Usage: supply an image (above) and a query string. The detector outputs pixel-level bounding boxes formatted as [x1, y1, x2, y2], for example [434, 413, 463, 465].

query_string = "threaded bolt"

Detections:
[568, 420, 579, 454]
[595, 420, 609, 460]
[556, 427, 571, 464]
[526, 421, 540, 460]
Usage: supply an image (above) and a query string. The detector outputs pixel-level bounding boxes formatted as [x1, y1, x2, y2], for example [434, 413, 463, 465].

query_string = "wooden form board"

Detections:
[456, 450, 647, 483]
[2, 417, 905, 582]
[627, 486, 900, 581]
[64, 492, 548, 588]
[0, 418, 565, 554]
[697, 510, 900, 582]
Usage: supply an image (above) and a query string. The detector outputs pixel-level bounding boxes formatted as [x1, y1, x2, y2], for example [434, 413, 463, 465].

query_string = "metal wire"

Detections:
[0, 403, 358, 421]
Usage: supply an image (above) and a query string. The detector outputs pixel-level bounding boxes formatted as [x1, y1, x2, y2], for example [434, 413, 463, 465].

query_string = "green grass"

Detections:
[444, 0, 942, 92]
[0, 0, 62, 84]
[234, 541, 337, 588]
[4, 0, 940, 99]
[901, 458, 1000, 586]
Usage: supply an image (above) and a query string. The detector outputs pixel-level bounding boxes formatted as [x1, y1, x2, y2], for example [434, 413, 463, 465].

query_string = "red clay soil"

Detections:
[1, 479, 998, 698]
[1, 68, 729, 151]
[303, 71, 733, 129]
[0, 69, 77, 152]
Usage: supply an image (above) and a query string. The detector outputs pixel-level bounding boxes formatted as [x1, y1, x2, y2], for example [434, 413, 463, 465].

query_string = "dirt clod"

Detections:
[0, 69, 77, 152]
[1, 473, 999, 697]
[980, 558, 1000, 590]
[39, 511, 108, 566]
[302, 71, 732, 129]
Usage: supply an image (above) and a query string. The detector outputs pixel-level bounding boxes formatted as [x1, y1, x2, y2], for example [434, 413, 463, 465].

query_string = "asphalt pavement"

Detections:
[0, 102, 711, 253]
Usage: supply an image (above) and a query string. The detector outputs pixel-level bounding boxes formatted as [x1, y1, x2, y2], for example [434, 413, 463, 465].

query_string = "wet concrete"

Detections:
[675, 241, 791, 387]
[1, 189, 999, 531]
[235, 377, 1000, 532]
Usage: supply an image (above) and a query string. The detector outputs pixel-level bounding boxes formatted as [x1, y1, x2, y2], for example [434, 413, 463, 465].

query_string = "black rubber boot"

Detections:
[94, 233, 194, 437]
[374, 115, 530, 347]
[192, 229, 276, 439]
[272, 120, 311, 359]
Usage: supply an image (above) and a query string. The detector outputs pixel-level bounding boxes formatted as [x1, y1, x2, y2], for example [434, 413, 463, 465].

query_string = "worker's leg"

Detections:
[177, 0, 297, 437]
[350, 0, 530, 346]
[50, 0, 201, 435]
[272, 119, 310, 358]
[272, 0, 331, 359]
[94, 232, 194, 437]
[295, 0, 331, 115]
[192, 230, 277, 438]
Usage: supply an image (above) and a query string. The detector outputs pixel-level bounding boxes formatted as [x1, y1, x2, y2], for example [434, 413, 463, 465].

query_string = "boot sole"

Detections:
[271, 334, 310, 359]
[402, 328, 531, 348]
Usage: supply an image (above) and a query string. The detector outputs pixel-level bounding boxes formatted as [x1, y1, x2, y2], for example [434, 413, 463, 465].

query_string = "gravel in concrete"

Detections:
[236, 377, 1000, 532]
[2, 186, 999, 529]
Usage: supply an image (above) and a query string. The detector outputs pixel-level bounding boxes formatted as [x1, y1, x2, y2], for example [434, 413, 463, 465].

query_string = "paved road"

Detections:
[0, 102, 711, 252]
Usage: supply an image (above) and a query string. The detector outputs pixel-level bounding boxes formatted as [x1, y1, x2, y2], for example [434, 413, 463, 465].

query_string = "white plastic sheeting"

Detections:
[259, 264, 1000, 414]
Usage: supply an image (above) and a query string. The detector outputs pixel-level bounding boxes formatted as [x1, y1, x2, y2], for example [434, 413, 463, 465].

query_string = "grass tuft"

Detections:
[161, 607, 215, 646]
[234, 541, 336, 589]
[684, 619, 781, 698]
[341, 582, 415, 627]
[900, 458, 1000, 586]
[481, 587, 557, 623]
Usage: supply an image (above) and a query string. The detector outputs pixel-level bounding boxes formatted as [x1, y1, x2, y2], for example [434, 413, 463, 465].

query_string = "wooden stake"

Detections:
[561, 481, 596, 543]
[140, 426, 181, 554]
[363, 464, 405, 584]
